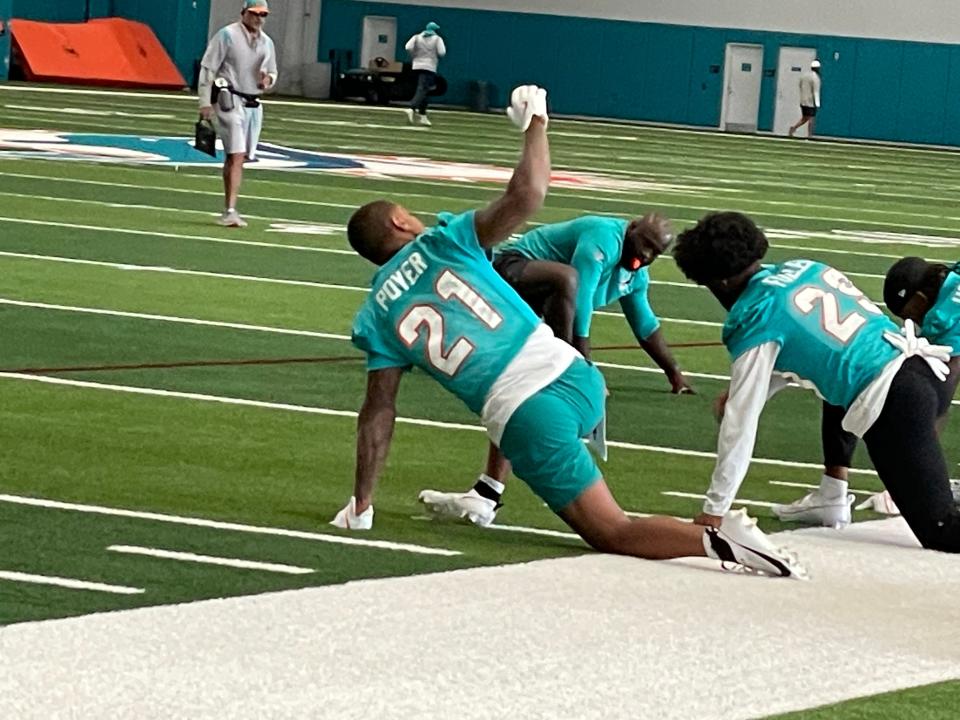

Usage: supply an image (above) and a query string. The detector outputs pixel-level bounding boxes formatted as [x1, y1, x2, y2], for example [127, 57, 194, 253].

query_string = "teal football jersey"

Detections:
[921, 265, 960, 356]
[499, 216, 659, 339]
[351, 211, 543, 413]
[723, 260, 900, 408]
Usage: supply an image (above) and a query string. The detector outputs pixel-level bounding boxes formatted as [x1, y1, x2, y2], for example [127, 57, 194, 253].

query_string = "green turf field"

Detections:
[0, 84, 957, 716]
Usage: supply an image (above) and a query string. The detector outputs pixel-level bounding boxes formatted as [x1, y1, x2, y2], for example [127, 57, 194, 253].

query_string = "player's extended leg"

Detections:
[558, 480, 704, 558]
[863, 359, 960, 552]
[773, 401, 856, 527]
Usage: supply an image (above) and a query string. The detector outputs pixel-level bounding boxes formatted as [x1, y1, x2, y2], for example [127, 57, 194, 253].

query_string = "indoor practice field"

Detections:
[0, 83, 958, 719]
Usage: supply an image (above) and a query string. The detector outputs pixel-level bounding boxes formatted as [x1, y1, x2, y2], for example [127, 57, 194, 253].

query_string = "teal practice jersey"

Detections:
[723, 259, 900, 408]
[921, 264, 960, 356]
[499, 216, 659, 339]
[352, 211, 543, 414]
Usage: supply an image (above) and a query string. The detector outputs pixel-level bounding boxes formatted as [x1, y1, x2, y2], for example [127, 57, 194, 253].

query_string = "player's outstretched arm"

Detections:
[638, 329, 693, 394]
[331, 367, 403, 530]
[474, 86, 550, 248]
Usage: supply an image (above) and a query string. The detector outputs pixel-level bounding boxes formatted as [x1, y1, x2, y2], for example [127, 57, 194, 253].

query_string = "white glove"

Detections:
[330, 496, 374, 530]
[882, 319, 952, 381]
[855, 490, 900, 515]
[506, 85, 548, 132]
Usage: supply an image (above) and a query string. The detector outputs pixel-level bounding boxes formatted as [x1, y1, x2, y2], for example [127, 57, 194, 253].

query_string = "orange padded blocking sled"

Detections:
[10, 18, 185, 88]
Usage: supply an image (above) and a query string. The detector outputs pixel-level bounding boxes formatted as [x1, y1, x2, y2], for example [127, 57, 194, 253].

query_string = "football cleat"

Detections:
[705, 509, 806, 579]
[418, 488, 497, 527]
[405, 108, 418, 125]
[217, 209, 247, 228]
[419, 113, 432, 127]
[772, 491, 855, 528]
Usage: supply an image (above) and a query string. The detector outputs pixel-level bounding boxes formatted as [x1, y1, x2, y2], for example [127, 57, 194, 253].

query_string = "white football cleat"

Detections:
[217, 209, 247, 228]
[418, 488, 497, 527]
[772, 491, 855, 528]
[405, 108, 418, 125]
[705, 509, 806, 579]
[419, 113, 432, 126]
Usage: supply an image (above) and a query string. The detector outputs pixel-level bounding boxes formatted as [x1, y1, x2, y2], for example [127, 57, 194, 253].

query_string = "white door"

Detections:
[360, 16, 397, 70]
[773, 47, 818, 137]
[720, 44, 764, 132]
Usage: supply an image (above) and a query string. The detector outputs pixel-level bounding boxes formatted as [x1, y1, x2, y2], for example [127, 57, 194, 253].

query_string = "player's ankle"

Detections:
[473, 473, 505, 503]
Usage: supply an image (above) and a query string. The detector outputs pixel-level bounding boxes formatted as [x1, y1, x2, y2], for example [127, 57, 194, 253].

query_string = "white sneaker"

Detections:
[419, 114, 431, 126]
[217, 210, 247, 228]
[418, 488, 497, 527]
[405, 109, 418, 125]
[772, 491, 854, 528]
[705, 509, 806, 579]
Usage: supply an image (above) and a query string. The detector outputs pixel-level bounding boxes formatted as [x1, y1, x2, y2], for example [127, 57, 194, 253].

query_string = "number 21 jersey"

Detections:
[351, 211, 563, 414]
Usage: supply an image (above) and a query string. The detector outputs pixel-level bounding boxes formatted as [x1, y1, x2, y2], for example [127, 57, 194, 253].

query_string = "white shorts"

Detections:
[216, 104, 263, 159]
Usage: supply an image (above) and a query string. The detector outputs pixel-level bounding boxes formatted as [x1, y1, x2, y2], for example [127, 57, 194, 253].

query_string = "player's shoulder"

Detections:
[419, 210, 479, 251]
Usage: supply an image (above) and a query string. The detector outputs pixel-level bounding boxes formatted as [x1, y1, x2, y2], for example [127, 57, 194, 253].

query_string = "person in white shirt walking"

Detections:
[404, 21, 446, 126]
[789, 59, 821, 138]
[198, 0, 278, 228]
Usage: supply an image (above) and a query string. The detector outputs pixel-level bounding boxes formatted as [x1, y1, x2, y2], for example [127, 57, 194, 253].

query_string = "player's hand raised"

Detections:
[507, 85, 548, 132]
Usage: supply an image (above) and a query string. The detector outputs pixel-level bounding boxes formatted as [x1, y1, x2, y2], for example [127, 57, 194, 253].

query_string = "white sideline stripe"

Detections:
[0, 570, 144, 595]
[0, 494, 459, 557]
[0, 215, 352, 255]
[0, 372, 880, 476]
[0, 251, 368, 292]
[594, 310, 723, 328]
[595, 361, 730, 382]
[0, 171, 358, 211]
[0, 298, 350, 340]
[487, 523, 583, 540]
[107, 545, 315, 575]
[768, 480, 877, 496]
[661, 491, 778, 508]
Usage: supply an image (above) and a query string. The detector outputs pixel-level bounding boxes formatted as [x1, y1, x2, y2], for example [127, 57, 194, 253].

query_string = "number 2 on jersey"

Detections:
[792, 268, 882, 344]
[397, 269, 503, 376]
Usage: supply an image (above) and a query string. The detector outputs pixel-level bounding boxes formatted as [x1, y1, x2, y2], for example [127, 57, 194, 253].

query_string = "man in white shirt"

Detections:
[789, 59, 821, 137]
[198, 0, 278, 227]
[404, 21, 446, 126]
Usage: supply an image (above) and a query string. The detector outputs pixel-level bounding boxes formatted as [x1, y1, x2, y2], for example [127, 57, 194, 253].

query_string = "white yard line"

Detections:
[0, 213, 352, 255]
[0, 298, 350, 340]
[661, 491, 778, 508]
[107, 545, 315, 575]
[0, 251, 368, 292]
[0, 372, 880, 475]
[0, 570, 143, 595]
[0, 493, 459, 557]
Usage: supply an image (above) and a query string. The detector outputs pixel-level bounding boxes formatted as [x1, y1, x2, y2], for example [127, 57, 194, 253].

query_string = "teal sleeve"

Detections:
[620, 290, 660, 342]
[351, 310, 411, 372]
[570, 242, 605, 338]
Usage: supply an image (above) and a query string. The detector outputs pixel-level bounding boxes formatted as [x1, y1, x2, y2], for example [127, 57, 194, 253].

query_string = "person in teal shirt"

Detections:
[330, 88, 801, 578]
[775, 256, 960, 527]
[420, 213, 694, 527]
[673, 211, 959, 553]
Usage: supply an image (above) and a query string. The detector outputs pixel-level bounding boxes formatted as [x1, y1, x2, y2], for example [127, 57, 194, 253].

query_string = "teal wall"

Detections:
[318, 0, 960, 146]
[111, 0, 211, 84]
[11, 0, 111, 23]
[0, 0, 9, 80]
[3, 0, 208, 83]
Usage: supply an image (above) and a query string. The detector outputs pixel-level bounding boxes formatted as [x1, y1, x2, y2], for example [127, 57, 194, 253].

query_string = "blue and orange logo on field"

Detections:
[0, 128, 674, 193]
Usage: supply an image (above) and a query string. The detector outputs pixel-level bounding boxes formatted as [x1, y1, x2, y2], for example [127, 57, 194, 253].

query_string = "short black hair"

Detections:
[883, 257, 949, 317]
[673, 211, 769, 285]
[347, 200, 396, 264]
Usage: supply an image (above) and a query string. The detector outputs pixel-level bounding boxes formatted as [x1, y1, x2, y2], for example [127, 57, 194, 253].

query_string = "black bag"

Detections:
[194, 118, 217, 157]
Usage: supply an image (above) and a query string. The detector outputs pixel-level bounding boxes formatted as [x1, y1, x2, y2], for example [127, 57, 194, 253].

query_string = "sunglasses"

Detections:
[246, 9, 269, 16]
